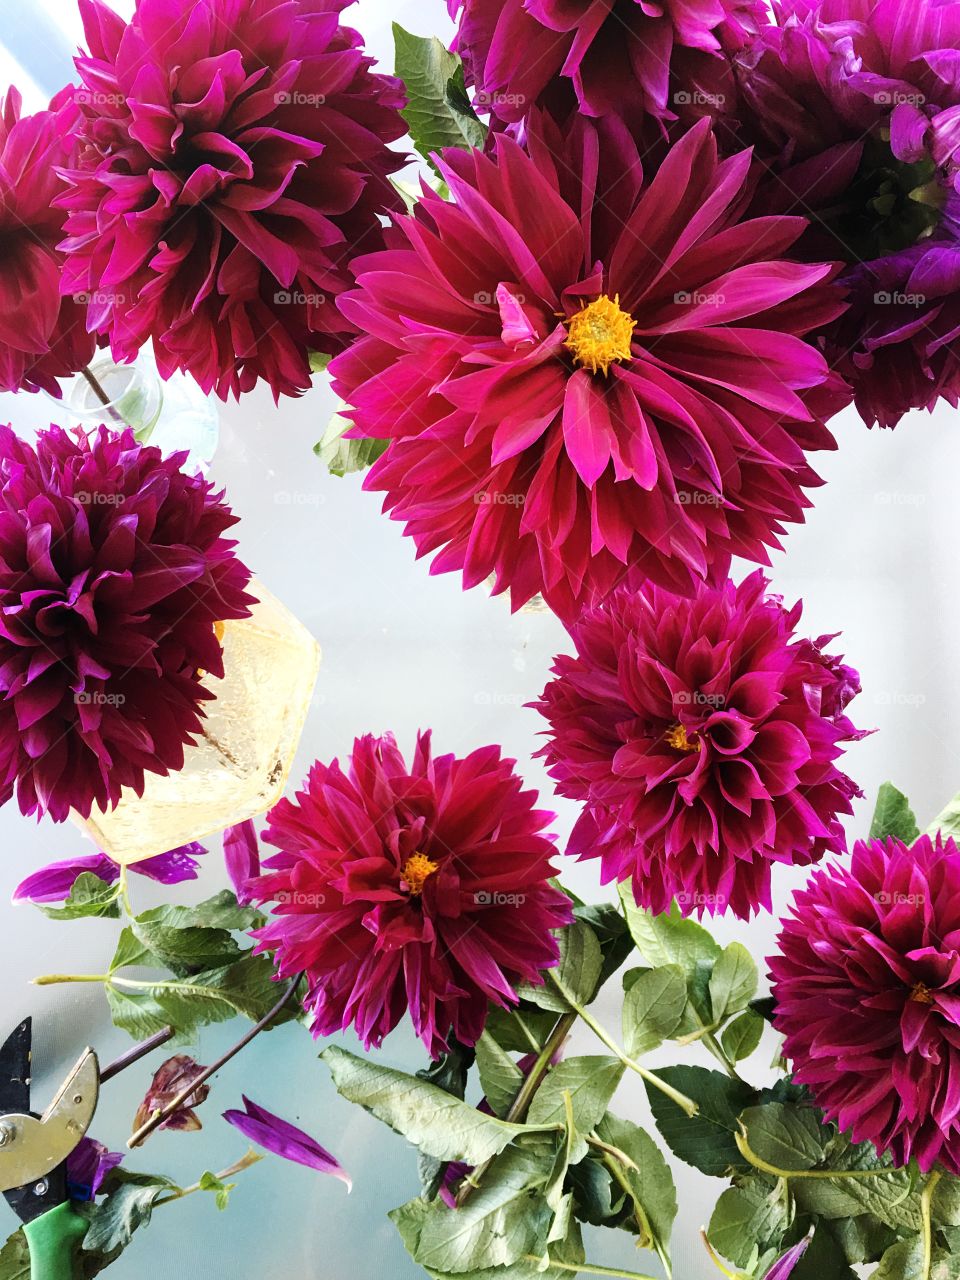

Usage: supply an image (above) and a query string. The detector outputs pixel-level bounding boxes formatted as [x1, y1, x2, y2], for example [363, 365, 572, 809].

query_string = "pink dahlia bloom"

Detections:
[59, 0, 406, 401]
[332, 116, 849, 621]
[0, 425, 254, 822]
[251, 732, 572, 1056]
[449, 0, 765, 127]
[771, 834, 960, 1173]
[733, 0, 960, 426]
[534, 571, 864, 919]
[0, 88, 96, 395]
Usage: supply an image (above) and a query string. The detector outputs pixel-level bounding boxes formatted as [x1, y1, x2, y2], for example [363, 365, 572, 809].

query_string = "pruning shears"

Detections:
[0, 1019, 98, 1280]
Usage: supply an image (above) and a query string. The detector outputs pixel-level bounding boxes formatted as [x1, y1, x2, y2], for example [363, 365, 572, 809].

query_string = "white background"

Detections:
[1, 1, 959, 1276]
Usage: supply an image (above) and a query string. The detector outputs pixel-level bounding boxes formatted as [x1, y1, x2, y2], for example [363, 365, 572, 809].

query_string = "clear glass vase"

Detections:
[48, 349, 220, 473]
[73, 582, 321, 865]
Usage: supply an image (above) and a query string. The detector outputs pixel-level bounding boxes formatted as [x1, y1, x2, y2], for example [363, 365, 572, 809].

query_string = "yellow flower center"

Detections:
[214, 620, 225, 644]
[401, 852, 439, 896]
[665, 723, 701, 754]
[910, 982, 935, 1005]
[564, 294, 636, 376]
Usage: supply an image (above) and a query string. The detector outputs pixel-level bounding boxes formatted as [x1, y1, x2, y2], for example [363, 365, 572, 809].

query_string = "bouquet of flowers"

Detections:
[1, 0, 959, 1276]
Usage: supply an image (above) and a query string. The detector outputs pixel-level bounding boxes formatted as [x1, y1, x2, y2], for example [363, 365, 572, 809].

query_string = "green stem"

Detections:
[736, 1129, 907, 1181]
[546, 973, 698, 1117]
[153, 1150, 263, 1207]
[702, 1030, 745, 1083]
[921, 1169, 942, 1280]
[33, 973, 108, 985]
[586, 1135, 638, 1172]
[455, 1010, 576, 1207]
[700, 1229, 745, 1280]
[523, 1259, 658, 1280]
[117, 865, 133, 917]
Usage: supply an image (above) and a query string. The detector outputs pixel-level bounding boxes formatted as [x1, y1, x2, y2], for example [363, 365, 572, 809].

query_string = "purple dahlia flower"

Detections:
[332, 115, 850, 622]
[534, 571, 865, 919]
[0, 425, 253, 822]
[59, 0, 407, 401]
[734, 0, 960, 426]
[65, 1137, 123, 1201]
[449, 0, 764, 127]
[250, 731, 572, 1057]
[771, 834, 960, 1173]
[13, 842, 208, 902]
[224, 1096, 351, 1187]
[0, 87, 96, 396]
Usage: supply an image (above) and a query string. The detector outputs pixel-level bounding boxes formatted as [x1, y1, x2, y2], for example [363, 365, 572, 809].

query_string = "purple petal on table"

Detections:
[223, 821, 260, 904]
[65, 1137, 123, 1200]
[763, 1237, 811, 1280]
[132, 842, 207, 885]
[133, 1054, 210, 1134]
[12, 853, 120, 903]
[223, 1096, 351, 1189]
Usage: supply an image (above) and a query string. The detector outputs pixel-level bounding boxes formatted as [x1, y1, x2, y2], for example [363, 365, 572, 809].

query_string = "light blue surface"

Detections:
[2, 3, 960, 1278]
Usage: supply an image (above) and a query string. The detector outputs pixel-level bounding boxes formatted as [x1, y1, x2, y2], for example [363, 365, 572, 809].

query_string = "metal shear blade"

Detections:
[0, 1020, 99, 1215]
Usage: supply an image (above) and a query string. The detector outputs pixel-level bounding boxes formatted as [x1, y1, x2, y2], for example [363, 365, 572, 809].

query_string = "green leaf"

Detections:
[517, 922, 603, 1012]
[739, 1103, 825, 1171]
[313, 408, 389, 478]
[594, 1113, 677, 1273]
[927, 789, 960, 843]
[109, 927, 159, 973]
[129, 921, 242, 978]
[645, 1066, 757, 1176]
[197, 1170, 234, 1211]
[308, 351, 331, 374]
[393, 24, 486, 176]
[475, 1032, 524, 1119]
[38, 873, 119, 921]
[708, 943, 758, 1023]
[136, 892, 263, 932]
[573, 902, 636, 988]
[789, 1134, 920, 1231]
[0, 1231, 29, 1280]
[618, 887, 721, 977]
[78, 1170, 178, 1254]
[869, 782, 920, 843]
[106, 952, 296, 1040]
[870, 1239, 924, 1280]
[622, 965, 687, 1057]
[483, 1007, 559, 1055]
[708, 1179, 788, 1270]
[527, 1057, 624, 1138]
[390, 1142, 557, 1273]
[104, 984, 172, 1041]
[721, 1010, 765, 1063]
[321, 1047, 559, 1164]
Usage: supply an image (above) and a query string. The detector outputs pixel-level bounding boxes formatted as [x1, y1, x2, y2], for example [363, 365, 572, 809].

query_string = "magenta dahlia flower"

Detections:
[534, 571, 864, 919]
[0, 425, 253, 822]
[733, 0, 960, 426]
[332, 115, 849, 621]
[0, 87, 96, 396]
[450, 0, 764, 127]
[771, 834, 960, 1173]
[59, 0, 406, 401]
[250, 731, 572, 1056]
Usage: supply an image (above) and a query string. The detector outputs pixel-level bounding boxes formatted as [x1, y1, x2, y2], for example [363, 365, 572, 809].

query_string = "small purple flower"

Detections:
[13, 843, 207, 904]
[65, 1137, 123, 1201]
[223, 1097, 351, 1190]
[223, 822, 260, 906]
[764, 1237, 811, 1280]
[133, 1056, 210, 1135]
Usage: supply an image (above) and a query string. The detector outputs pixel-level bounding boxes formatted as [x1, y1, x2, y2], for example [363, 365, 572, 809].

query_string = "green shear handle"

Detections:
[23, 1203, 87, 1280]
